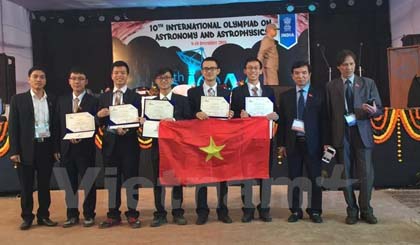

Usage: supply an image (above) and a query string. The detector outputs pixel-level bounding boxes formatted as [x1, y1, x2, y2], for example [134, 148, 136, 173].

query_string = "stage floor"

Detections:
[1, 186, 420, 244]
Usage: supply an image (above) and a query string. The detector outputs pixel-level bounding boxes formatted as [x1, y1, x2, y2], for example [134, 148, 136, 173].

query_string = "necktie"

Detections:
[73, 98, 79, 113]
[297, 89, 305, 120]
[252, 86, 258, 97]
[208, 88, 215, 96]
[162, 96, 168, 101]
[114, 90, 122, 105]
[345, 80, 354, 114]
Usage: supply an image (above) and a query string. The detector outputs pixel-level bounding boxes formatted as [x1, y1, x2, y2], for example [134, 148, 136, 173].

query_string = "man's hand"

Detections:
[266, 112, 279, 121]
[196, 111, 209, 120]
[116, 128, 128, 136]
[278, 146, 287, 158]
[162, 118, 175, 122]
[10, 154, 21, 165]
[53, 153, 61, 161]
[227, 110, 234, 119]
[139, 117, 146, 125]
[362, 101, 377, 115]
[70, 139, 81, 144]
[97, 108, 110, 118]
[240, 110, 249, 118]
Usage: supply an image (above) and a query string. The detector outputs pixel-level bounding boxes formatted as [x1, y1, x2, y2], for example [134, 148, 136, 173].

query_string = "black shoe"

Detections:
[37, 218, 58, 227]
[150, 216, 168, 227]
[287, 213, 303, 223]
[127, 217, 141, 229]
[309, 213, 323, 223]
[20, 220, 32, 230]
[83, 218, 95, 227]
[361, 213, 378, 224]
[62, 217, 79, 228]
[259, 212, 272, 222]
[173, 215, 187, 225]
[345, 215, 358, 225]
[241, 212, 254, 223]
[218, 214, 233, 224]
[196, 215, 208, 225]
[98, 218, 121, 229]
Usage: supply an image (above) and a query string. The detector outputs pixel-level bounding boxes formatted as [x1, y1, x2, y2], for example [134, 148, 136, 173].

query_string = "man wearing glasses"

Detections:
[187, 57, 234, 225]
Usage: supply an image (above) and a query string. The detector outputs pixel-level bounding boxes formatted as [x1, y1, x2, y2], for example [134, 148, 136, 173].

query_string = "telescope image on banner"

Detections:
[111, 13, 309, 90]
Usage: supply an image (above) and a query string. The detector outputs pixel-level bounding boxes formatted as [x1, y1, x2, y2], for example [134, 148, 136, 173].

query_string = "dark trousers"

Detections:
[153, 186, 184, 217]
[62, 147, 96, 219]
[103, 136, 140, 220]
[287, 138, 322, 215]
[241, 179, 271, 215]
[17, 141, 53, 221]
[337, 126, 374, 217]
[195, 182, 228, 217]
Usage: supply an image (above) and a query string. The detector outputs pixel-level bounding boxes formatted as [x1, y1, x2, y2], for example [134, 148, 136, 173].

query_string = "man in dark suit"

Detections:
[140, 68, 192, 227]
[278, 61, 326, 223]
[231, 58, 278, 223]
[53, 67, 98, 228]
[9, 66, 58, 230]
[325, 50, 383, 225]
[187, 57, 233, 225]
[96, 61, 142, 229]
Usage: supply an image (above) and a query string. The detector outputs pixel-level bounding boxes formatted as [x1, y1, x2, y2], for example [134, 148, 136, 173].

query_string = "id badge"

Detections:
[35, 123, 50, 138]
[344, 114, 357, 126]
[291, 119, 305, 133]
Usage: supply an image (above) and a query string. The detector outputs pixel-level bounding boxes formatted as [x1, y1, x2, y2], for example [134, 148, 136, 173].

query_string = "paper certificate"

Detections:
[64, 112, 95, 140]
[142, 120, 160, 138]
[144, 100, 174, 120]
[200, 96, 229, 118]
[109, 104, 140, 129]
[245, 97, 274, 116]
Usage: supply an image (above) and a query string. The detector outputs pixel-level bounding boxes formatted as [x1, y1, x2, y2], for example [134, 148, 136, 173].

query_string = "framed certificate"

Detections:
[245, 97, 273, 116]
[109, 104, 140, 129]
[144, 100, 174, 120]
[200, 96, 229, 118]
[63, 112, 95, 140]
[142, 120, 160, 138]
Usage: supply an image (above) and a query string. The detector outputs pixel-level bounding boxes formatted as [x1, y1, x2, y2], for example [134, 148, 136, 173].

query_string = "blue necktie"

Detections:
[297, 89, 305, 120]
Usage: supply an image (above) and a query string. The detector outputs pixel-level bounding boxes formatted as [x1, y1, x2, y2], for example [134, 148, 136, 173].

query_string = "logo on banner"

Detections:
[279, 14, 298, 50]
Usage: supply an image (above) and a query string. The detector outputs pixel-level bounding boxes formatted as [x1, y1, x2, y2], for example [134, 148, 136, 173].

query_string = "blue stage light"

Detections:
[286, 4, 295, 13]
[308, 4, 317, 12]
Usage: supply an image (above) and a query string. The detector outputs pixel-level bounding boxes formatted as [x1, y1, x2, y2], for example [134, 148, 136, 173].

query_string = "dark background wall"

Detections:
[30, 0, 391, 105]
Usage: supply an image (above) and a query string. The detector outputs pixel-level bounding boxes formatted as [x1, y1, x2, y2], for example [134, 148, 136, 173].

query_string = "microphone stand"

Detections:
[318, 43, 331, 81]
[358, 42, 363, 77]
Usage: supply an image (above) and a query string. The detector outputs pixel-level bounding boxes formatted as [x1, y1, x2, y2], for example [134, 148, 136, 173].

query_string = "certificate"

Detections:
[142, 120, 160, 138]
[109, 104, 140, 129]
[144, 100, 174, 120]
[64, 112, 95, 140]
[245, 97, 273, 116]
[200, 96, 229, 118]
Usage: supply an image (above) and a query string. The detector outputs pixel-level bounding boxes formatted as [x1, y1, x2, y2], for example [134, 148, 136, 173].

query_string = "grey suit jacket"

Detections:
[257, 35, 279, 69]
[325, 75, 383, 148]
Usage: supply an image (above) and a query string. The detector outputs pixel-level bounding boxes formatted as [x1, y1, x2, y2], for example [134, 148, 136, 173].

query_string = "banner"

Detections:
[158, 118, 270, 185]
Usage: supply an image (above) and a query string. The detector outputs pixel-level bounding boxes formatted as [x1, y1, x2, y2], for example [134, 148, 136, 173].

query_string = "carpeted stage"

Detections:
[1, 186, 420, 244]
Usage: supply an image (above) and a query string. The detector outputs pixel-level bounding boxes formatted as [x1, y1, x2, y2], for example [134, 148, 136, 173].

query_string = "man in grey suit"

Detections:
[325, 49, 383, 225]
[257, 23, 279, 85]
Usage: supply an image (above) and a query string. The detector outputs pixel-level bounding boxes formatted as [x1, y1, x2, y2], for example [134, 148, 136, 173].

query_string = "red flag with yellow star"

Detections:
[158, 117, 270, 185]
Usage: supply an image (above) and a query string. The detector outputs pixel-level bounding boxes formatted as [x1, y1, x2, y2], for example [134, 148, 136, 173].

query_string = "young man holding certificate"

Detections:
[53, 67, 98, 228]
[231, 58, 278, 223]
[140, 68, 192, 227]
[187, 57, 234, 225]
[96, 61, 142, 229]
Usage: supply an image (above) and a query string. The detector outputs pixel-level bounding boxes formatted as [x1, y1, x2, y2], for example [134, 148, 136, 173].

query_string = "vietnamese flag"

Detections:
[158, 117, 270, 185]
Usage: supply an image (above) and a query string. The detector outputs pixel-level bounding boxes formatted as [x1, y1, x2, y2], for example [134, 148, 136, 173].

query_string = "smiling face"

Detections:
[155, 71, 173, 91]
[337, 55, 356, 79]
[201, 60, 220, 85]
[28, 70, 46, 91]
[291, 65, 311, 88]
[68, 72, 88, 94]
[244, 60, 262, 85]
[111, 66, 129, 88]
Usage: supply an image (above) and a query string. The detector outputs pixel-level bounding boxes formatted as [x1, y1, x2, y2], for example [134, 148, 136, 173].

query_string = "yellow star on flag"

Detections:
[199, 136, 225, 162]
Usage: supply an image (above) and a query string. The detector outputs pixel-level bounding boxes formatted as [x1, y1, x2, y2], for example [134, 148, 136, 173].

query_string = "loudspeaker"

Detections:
[0, 53, 16, 104]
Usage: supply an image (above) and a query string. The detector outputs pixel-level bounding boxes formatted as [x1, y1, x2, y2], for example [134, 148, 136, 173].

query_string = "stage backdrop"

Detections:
[111, 13, 309, 89]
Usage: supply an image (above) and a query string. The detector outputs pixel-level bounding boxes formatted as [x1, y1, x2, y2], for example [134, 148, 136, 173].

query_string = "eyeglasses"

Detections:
[202, 67, 219, 72]
[156, 75, 172, 80]
[69, 77, 86, 81]
[246, 66, 261, 71]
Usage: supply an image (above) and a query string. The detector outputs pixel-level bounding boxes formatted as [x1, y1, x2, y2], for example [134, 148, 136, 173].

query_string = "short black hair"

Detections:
[336, 49, 356, 66]
[291, 61, 312, 74]
[243, 57, 263, 69]
[68, 67, 87, 78]
[28, 66, 46, 77]
[111, 60, 130, 74]
[154, 67, 174, 79]
[201, 57, 220, 68]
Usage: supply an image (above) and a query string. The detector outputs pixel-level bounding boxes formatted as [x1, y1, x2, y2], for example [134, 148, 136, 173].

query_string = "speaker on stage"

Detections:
[0, 53, 16, 104]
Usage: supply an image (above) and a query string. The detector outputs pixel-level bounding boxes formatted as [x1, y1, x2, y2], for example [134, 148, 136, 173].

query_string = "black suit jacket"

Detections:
[277, 85, 327, 156]
[231, 83, 278, 119]
[98, 88, 142, 157]
[54, 93, 98, 159]
[187, 85, 231, 116]
[9, 90, 56, 165]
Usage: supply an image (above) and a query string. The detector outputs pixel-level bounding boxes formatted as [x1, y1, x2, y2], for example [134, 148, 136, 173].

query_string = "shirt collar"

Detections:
[160, 90, 173, 100]
[247, 81, 261, 91]
[296, 82, 310, 94]
[30, 89, 47, 100]
[342, 74, 355, 85]
[203, 82, 217, 92]
[72, 90, 86, 101]
[113, 85, 128, 93]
